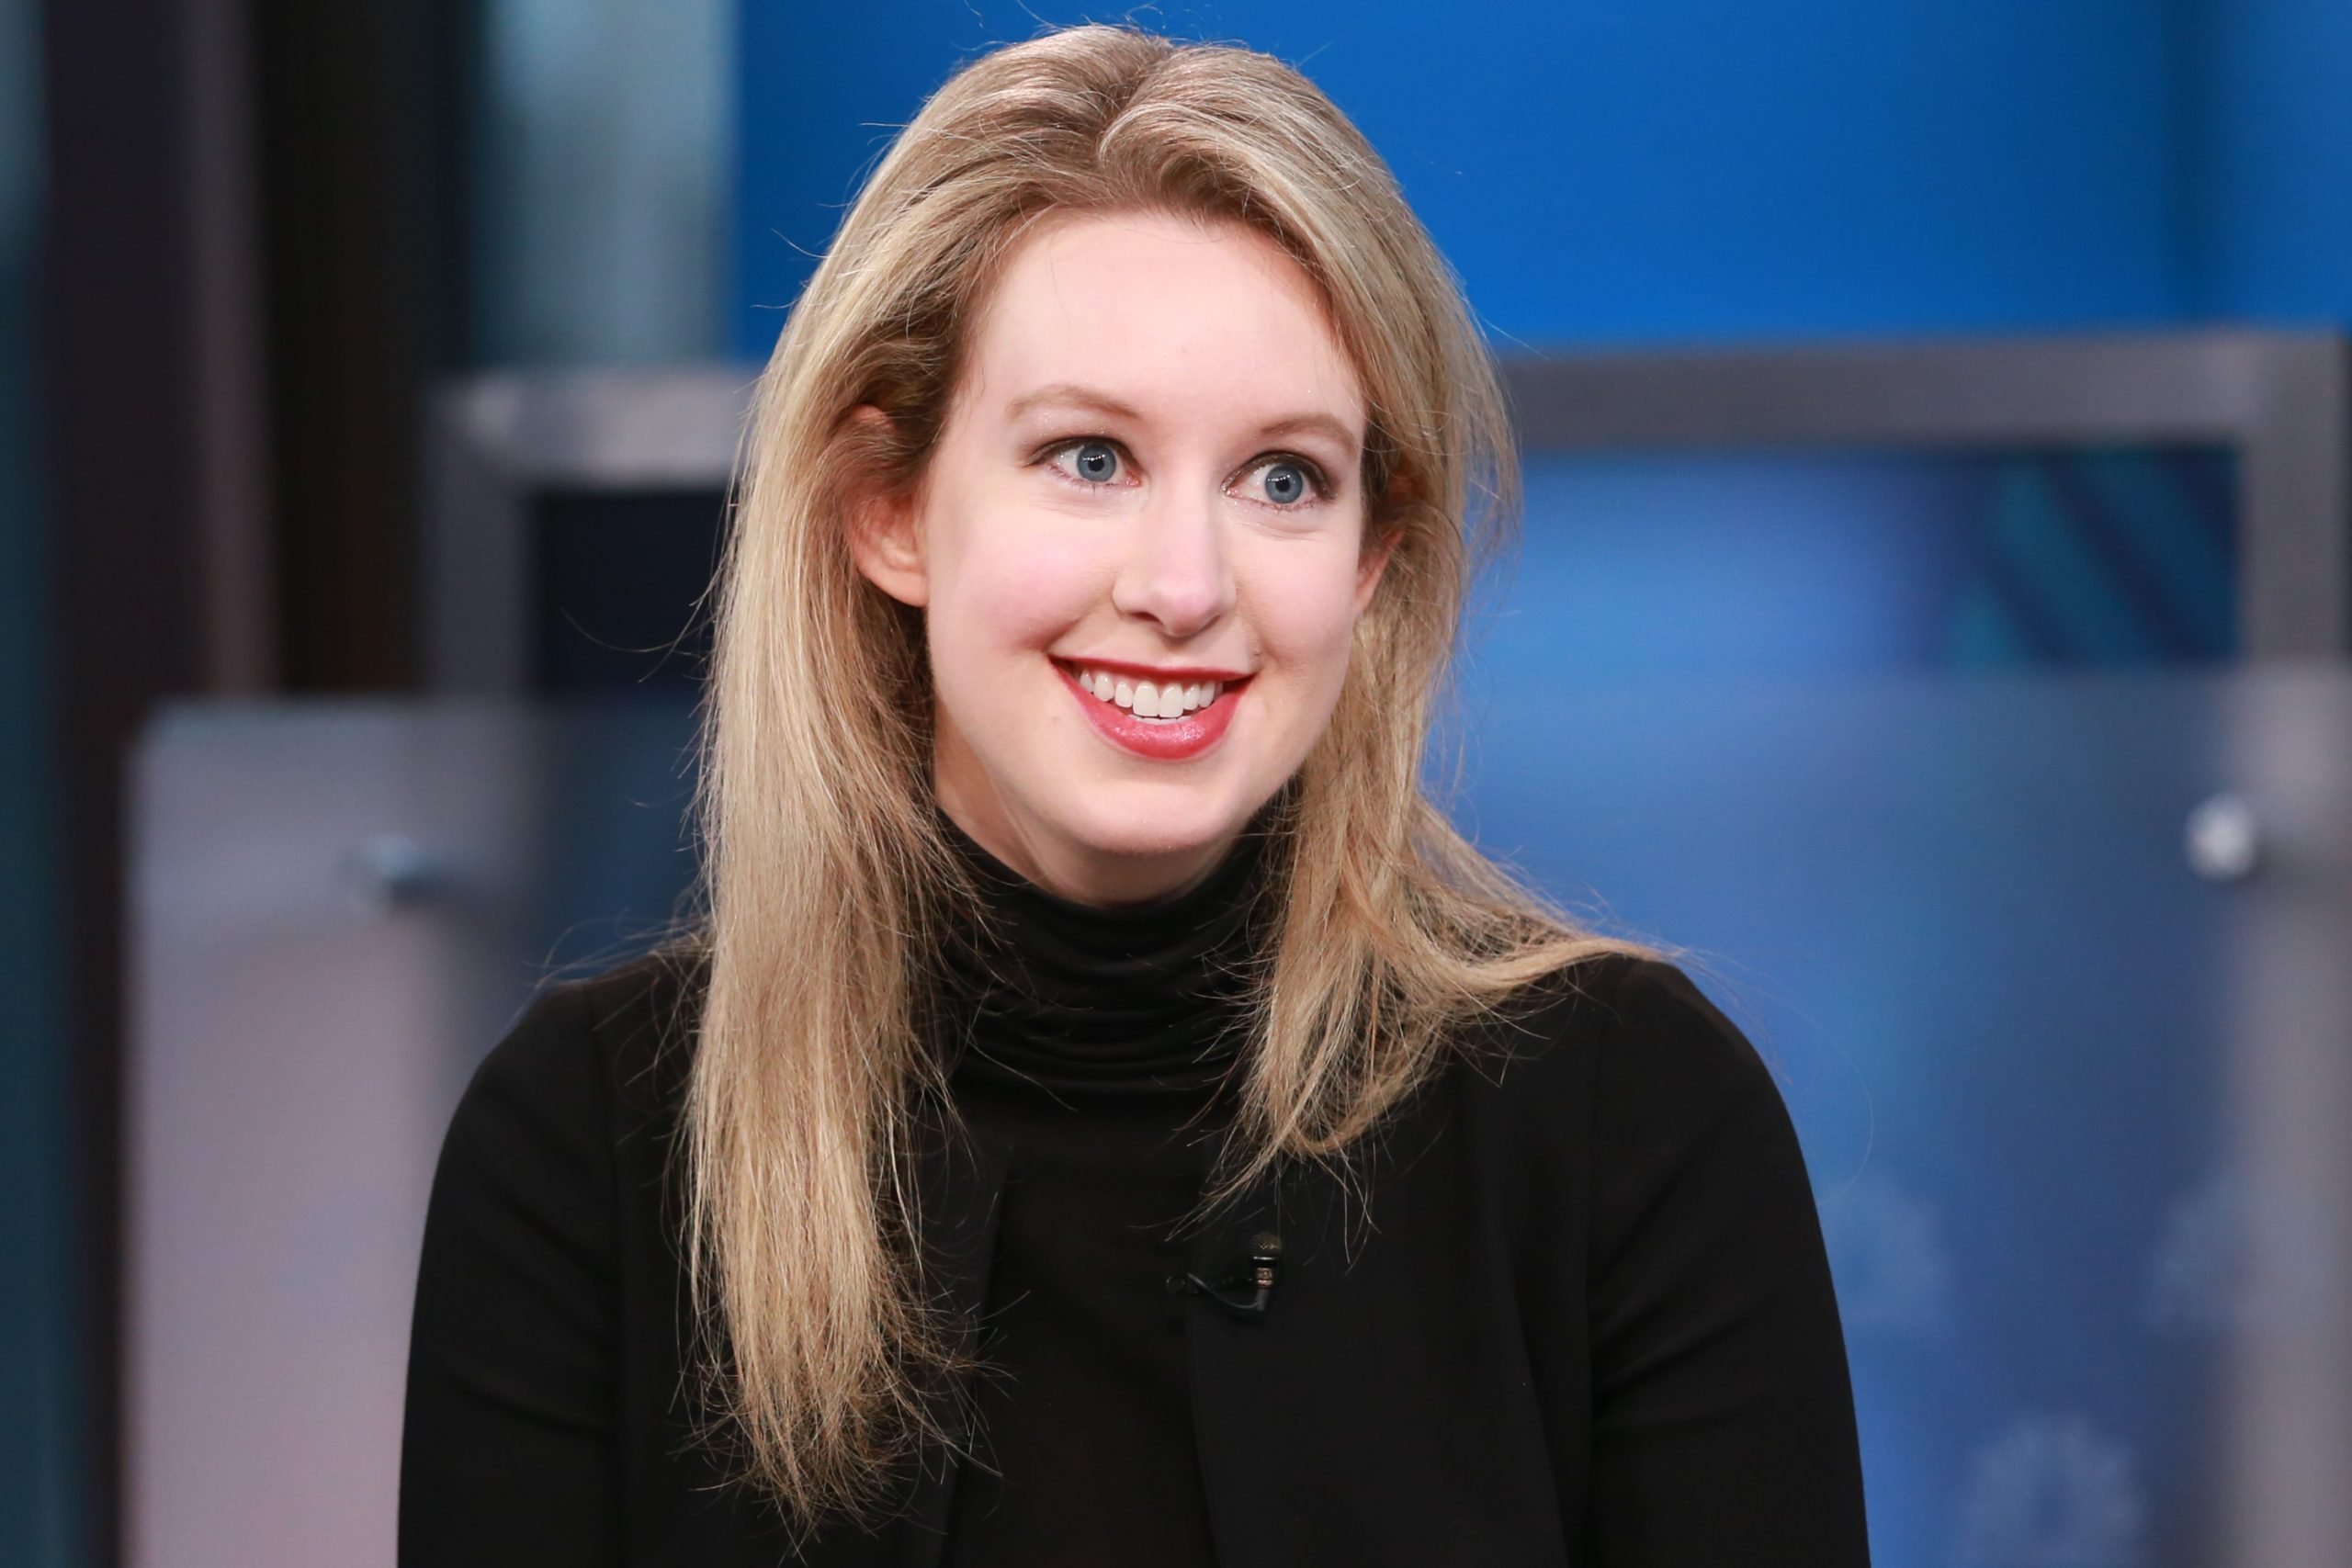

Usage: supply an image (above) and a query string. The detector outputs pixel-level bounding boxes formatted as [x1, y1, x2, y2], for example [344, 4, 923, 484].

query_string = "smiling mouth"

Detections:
[1052, 659, 1248, 722]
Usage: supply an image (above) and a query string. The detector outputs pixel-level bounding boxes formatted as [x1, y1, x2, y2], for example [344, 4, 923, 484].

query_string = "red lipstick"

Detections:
[1053, 660, 1245, 762]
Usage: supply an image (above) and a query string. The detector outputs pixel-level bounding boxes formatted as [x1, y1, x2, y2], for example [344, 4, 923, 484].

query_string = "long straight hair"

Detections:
[681, 22, 1658, 1529]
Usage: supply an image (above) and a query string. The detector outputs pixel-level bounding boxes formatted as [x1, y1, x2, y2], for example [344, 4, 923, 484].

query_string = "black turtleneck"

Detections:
[402, 810, 1870, 1565]
[931, 813, 1270, 1568]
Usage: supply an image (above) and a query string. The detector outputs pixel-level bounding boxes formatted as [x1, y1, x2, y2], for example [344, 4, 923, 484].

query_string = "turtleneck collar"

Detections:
[931, 806, 1277, 1099]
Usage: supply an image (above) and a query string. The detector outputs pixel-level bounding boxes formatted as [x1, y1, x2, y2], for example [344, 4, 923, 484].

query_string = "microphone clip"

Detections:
[1167, 1232, 1283, 1323]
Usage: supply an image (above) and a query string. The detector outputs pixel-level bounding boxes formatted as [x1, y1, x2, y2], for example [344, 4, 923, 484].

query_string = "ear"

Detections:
[1353, 521, 1402, 618]
[841, 405, 929, 608]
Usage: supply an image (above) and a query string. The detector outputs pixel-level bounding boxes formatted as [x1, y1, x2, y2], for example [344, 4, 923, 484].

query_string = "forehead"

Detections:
[958, 209, 1364, 433]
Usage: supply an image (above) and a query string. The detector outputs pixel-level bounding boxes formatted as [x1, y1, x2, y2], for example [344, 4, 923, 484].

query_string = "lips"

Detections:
[1052, 659, 1245, 761]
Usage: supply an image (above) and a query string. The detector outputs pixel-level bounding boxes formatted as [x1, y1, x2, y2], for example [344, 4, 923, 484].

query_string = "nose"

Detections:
[1110, 479, 1236, 638]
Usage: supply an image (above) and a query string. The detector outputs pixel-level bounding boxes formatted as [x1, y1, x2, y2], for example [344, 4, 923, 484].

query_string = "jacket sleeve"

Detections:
[400, 982, 624, 1566]
[1581, 960, 1870, 1565]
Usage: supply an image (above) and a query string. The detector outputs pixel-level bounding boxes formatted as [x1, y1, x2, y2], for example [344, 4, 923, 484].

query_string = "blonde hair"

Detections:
[681, 21, 1657, 1531]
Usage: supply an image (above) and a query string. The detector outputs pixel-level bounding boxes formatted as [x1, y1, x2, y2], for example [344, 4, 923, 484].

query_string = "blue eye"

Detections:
[1249, 457, 1320, 508]
[1052, 439, 1125, 485]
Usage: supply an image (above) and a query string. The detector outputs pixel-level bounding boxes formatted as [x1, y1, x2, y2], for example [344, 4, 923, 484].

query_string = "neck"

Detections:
[933, 793, 1268, 1094]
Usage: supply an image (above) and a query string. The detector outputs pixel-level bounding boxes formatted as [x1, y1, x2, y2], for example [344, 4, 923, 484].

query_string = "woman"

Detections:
[401, 22, 1869, 1567]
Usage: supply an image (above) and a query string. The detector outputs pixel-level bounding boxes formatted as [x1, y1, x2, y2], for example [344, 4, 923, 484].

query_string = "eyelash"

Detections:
[1036, 436, 1334, 508]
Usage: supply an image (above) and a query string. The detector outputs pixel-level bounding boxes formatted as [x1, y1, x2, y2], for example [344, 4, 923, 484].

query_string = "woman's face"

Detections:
[850, 209, 1391, 906]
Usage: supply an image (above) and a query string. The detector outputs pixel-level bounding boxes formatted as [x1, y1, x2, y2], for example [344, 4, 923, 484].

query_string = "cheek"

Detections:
[1245, 543, 1368, 699]
[925, 510, 1105, 666]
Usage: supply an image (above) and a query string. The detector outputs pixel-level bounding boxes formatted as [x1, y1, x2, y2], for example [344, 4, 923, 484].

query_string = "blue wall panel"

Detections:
[2189, 0, 2352, 321]
[732, 0, 2199, 355]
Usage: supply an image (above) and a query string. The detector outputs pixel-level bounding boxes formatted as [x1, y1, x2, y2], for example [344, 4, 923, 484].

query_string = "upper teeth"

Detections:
[1072, 666, 1223, 718]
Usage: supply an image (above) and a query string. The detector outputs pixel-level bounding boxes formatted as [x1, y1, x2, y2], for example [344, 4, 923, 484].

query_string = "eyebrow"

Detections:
[1004, 382, 1361, 454]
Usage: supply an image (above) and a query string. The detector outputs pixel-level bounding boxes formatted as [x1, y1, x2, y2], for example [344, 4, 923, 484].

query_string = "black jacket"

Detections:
[400, 949, 1870, 1566]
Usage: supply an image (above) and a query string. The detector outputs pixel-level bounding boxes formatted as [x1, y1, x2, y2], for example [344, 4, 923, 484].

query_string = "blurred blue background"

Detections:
[738, 0, 2352, 351]
[11, 3, 2352, 1564]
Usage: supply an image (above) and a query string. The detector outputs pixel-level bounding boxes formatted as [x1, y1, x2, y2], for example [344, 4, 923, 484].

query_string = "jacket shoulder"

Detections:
[1589, 955, 1779, 1111]
[1455, 952, 1780, 1131]
[444, 941, 709, 1173]
[562, 940, 711, 1114]
[405, 945, 712, 1559]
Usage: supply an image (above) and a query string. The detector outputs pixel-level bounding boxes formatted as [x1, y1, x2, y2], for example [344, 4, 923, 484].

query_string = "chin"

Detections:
[1046, 776, 1253, 862]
